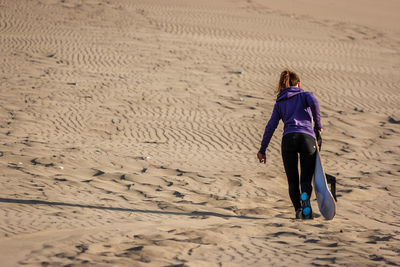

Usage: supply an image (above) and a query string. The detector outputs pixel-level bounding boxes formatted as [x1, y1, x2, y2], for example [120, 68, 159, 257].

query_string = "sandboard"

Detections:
[313, 142, 336, 220]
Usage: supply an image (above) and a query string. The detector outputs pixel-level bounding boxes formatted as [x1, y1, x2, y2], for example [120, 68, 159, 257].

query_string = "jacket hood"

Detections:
[277, 87, 304, 102]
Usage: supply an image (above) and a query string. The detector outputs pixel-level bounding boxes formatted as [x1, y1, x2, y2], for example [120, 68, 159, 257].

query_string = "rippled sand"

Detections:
[0, 0, 399, 266]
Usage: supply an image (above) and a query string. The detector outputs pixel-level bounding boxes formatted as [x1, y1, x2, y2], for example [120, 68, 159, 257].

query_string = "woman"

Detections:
[257, 69, 323, 219]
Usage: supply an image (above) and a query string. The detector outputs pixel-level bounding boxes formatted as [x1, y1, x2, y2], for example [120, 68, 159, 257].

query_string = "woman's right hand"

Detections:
[315, 128, 323, 135]
[257, 152, 266, 164]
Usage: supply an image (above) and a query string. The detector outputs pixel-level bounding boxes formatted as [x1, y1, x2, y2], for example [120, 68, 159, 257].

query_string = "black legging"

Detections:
[281, 133, 317, 211]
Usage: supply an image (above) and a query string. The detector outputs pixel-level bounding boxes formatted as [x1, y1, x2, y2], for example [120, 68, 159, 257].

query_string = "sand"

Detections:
[0, 0, 399, 266]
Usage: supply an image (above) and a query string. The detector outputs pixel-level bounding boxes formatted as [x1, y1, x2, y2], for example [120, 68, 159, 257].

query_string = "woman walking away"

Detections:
[257, 69, 323, 219]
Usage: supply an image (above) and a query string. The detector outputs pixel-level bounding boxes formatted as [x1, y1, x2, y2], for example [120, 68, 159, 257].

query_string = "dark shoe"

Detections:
[296, 208, 303, 219]
[301, 192, 313, 219]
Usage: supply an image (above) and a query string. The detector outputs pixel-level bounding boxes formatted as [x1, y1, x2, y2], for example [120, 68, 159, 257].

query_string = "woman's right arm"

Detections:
[305, 93, 322, 132]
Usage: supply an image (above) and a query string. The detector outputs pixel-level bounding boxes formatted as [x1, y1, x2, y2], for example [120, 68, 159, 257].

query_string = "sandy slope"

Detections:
[0, 0, 399, 266]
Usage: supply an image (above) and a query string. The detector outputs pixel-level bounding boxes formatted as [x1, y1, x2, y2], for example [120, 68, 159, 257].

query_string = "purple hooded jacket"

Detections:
[259, 87, 322, 154]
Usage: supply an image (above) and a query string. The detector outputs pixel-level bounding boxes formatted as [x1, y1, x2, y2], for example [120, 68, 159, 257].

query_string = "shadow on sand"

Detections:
[0, 197, 264, 220]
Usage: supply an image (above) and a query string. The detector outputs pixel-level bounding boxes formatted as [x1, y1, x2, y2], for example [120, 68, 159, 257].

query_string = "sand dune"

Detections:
[0, 0, 399, 266]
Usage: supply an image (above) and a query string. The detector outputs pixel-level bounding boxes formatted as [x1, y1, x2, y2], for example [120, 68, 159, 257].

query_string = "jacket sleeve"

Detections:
[259, 104, 280, 154]
[305, 92, 322, 130]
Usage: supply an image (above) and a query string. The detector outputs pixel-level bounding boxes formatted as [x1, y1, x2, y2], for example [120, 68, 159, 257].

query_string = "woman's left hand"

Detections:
[257, 152, 266, 164]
